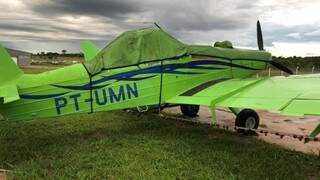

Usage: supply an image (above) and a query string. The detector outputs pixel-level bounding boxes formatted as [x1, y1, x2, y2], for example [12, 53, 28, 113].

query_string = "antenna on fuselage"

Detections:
[154, 22, 162, 29]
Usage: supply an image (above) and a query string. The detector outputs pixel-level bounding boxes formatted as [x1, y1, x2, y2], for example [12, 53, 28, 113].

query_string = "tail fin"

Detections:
[0, 44, 23, 84]
[81, 40, 100, 62]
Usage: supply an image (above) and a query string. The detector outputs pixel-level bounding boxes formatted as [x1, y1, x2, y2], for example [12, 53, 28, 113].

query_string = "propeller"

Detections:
[256, 21, 293, 75]
[270, 61, 293, 75]
[257, 21, 264, 51]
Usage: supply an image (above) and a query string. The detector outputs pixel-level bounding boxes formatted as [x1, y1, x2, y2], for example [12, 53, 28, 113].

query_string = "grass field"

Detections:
[32, 55, 83, 63]
[0, 66, 318, 179]
[0, 111, 319, 179]
[21, 65, 67, 74]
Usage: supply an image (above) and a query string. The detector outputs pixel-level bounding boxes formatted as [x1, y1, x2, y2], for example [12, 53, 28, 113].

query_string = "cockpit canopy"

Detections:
[84, 28, 188, 74]
[84, 27, 271, 75]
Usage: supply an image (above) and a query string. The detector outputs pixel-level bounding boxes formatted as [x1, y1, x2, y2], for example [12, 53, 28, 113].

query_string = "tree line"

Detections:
[273, 56, 320, 70]
[34, 51, 83, 59]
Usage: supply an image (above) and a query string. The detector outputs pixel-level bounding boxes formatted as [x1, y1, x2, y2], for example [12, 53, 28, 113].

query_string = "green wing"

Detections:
[167, 74, 320, 139]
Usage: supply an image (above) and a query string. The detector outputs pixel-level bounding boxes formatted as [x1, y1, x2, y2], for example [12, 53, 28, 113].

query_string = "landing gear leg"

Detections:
[235, 109, 260, 135]
[229, 107, 240, 116]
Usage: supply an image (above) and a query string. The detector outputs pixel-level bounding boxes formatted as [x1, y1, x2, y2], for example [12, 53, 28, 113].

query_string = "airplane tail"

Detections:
[0, 44, 23, 84]
[0, 44, 23, 104]
[80, 40, 101, 62]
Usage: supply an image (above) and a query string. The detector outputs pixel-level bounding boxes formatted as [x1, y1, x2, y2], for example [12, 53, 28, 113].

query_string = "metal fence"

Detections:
[258, 66, 318, 77]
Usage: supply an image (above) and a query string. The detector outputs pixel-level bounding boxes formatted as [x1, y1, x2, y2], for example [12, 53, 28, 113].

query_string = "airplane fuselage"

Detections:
[0, 54, 270, 121]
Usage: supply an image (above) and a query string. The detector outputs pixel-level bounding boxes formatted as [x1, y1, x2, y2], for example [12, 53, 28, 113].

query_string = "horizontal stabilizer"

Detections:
[81, 40, 100, 62]
[0, 84, 20, 104]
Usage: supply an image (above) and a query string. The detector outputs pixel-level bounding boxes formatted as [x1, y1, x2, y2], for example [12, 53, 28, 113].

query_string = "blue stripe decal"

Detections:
[20, 60, 263, 100]
[90, 60, 260, 85]
[20, 92, 69, 100]
[112, 75, 157, 81]
[51, 60, 262, 91]
[89, 60, 231, 86]
[51, 83, 109, 91]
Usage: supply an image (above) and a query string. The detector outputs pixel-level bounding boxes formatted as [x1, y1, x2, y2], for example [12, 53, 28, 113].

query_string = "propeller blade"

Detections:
[270, 61, 293, 75]
[256, 21, 292, 75]
[257, 21, 264, 51]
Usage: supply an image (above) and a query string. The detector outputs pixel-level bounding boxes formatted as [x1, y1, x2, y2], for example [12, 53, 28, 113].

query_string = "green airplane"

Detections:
[0, 21, 319, 141]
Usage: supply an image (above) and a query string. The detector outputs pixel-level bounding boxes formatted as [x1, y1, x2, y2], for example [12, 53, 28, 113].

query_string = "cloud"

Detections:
[0, 0, 263, 53]
[141, 0, 260, 32]
[287, 33, 301, 39]
[25, 0, 261, 32]
[0, 0, 319, 57]
[305, 30, 320, 36]
[268, 42, 320, 57]
[27, 0, 142, 19]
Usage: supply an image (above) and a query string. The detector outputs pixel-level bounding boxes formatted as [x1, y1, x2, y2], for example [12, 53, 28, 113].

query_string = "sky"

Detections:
[1, 0, 320, 57]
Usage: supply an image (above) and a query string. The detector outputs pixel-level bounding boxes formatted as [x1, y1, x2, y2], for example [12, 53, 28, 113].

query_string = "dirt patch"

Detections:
[163, 106, 320, 155]
[0, 172, 7, 180]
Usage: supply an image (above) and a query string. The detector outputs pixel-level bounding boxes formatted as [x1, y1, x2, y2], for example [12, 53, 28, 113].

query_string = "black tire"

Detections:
[180, 104, 200, 117]
[235, 109, 259, 135]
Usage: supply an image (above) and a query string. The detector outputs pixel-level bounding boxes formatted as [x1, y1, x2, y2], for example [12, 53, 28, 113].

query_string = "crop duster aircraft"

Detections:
[0, 21, 319, 141]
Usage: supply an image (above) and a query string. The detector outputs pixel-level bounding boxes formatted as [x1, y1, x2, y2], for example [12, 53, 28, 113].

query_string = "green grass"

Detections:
[32, 55, 83, 62]
[0, 111, 319, 179]
[21, 65, 66, 74]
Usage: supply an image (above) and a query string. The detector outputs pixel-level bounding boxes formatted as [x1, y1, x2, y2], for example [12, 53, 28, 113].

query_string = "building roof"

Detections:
[6, 48, 32, 57]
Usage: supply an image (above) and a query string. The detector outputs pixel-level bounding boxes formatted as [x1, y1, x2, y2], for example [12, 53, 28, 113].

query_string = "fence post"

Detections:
[268, 68, 271, 77]
[312, 66, 315, 74]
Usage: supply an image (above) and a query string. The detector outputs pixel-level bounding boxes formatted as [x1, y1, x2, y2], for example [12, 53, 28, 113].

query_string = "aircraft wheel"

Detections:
[180, 104, 199, 117]
[235, 109, 259, 135]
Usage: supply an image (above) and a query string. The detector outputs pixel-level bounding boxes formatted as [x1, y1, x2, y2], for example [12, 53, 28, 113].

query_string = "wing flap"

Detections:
[167, 74, 320, 115]
[219, 75, 320, 116]
[167, 74, 320, 139]
[281, 99, 320, 116]
[166, 78, 265, 106]
[167, 96, 212, 105]
[217, 97, 291, 112]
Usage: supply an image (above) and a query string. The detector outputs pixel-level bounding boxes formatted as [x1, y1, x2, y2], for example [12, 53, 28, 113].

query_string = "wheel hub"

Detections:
[245, 117, 256, 129]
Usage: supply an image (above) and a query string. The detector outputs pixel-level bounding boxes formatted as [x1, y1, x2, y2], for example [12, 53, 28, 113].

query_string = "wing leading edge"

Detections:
[166, 74, 320, 139]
